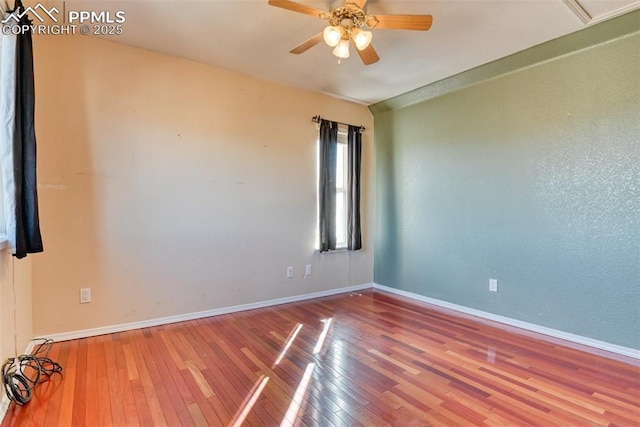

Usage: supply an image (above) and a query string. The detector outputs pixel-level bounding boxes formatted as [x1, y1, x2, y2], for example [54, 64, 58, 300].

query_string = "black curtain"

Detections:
[318, 119, 338, 252]
[13, 0, 43, 258]
[347, 125, 362, 250]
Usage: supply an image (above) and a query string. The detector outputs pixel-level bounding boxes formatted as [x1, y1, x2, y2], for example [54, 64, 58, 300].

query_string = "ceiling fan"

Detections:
[267, 0, 433, 65]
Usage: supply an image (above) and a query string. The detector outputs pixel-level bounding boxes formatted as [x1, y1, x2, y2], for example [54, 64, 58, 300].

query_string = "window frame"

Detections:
[334, 125, 348, 249]
[316, 123, 350, 252]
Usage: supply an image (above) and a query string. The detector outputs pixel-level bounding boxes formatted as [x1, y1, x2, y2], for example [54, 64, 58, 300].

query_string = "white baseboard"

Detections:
[24, 341, 35, 357]
[1, 281, 636, 424]
[32, 281, 640, 360]
[0, 341, 38, 423]
[39, 283, 374, 343]
[0, 394, 7, 425]
[373, 283, 640, 360]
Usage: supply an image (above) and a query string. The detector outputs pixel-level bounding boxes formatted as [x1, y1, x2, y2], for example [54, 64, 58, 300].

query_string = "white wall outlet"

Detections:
[287, 266, 294, 278]
[305, 264, 312, 276]
[489, 279, 499, 293]
[80, 288, 91, 303]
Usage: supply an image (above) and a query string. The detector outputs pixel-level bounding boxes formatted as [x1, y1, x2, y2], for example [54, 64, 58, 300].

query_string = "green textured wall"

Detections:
[373, 16, 640, 349]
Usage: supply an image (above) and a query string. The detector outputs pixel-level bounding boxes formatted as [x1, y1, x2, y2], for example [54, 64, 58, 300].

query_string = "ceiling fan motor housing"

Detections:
[327, 3, 368, 29]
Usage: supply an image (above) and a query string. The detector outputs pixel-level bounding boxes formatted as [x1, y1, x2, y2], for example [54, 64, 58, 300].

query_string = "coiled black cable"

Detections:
[2, 339, 63, 406]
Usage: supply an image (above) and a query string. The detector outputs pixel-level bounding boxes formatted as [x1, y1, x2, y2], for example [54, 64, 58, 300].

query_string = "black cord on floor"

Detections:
[2, 338, 63, 406]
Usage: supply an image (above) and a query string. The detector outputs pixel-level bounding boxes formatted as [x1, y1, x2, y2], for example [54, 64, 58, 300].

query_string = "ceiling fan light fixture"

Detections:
[333, 38, 350, 59]
[323, 25, 344, 47]
[351, 28, 372, 50]
[267, 0, 432, 66]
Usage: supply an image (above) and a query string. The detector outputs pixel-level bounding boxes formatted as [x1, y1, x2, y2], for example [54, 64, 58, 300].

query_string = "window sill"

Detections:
[315, 247, 348, 254]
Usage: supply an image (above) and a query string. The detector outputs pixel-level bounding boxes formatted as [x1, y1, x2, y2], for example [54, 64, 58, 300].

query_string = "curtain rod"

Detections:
[312, 115, 365, 133]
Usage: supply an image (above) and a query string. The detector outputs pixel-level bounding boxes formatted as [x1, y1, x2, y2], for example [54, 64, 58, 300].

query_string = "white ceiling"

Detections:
[53, 0, 639, 105]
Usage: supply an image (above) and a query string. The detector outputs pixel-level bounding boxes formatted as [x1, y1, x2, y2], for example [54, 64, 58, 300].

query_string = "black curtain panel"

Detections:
[318, 119, 338, 252]
[347, 125, 362, 251]
[13, 0, 43, 259]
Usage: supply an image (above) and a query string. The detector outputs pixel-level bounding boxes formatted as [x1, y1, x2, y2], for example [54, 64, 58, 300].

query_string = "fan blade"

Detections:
[290, 32, 324, 54]
[354, 42, 380, 65]
[349, 0, 368, 8]
[268, 0, 325, 18]
[370, 14, 433, 31]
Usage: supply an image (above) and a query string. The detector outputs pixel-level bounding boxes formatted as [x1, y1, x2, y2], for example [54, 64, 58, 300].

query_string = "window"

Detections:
[0, 165, 5, 238]
[317, 120, 361, 253]
[334, 125, 348, 248]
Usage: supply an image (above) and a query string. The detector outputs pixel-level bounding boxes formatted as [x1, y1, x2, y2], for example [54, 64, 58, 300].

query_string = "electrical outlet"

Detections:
[80, 288, 91, 303]
[489, 279, 498, 293]
[287, 266, 294, 278]
[305, 264, 312, 276]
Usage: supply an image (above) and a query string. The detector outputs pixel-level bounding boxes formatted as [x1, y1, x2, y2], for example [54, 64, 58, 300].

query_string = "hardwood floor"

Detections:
[2, 289, 639, 426]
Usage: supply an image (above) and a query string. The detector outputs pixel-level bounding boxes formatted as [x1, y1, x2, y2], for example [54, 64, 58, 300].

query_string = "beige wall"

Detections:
[0, 251, 32, 360]
[31, 35, 374, 336]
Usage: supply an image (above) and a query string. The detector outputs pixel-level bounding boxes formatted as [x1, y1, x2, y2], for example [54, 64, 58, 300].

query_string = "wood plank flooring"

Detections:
[2, 289, 639, 426]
